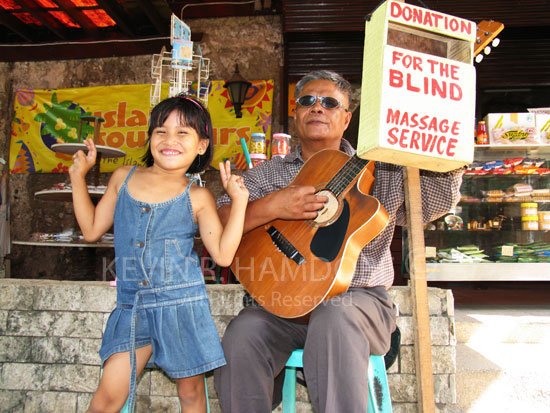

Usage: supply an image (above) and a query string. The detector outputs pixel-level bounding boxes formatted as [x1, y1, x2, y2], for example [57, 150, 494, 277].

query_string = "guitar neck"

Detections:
[326, 155, 369, 197]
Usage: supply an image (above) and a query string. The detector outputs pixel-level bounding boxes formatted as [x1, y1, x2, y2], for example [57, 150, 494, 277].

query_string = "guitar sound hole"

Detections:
[310, 199, 350, 262]
[314, 189, 340, 225]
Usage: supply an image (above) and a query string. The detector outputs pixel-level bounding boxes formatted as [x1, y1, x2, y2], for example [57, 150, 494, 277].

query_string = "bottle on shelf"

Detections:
[250, 132, 266, 155]
[272, 133, 291, 159]
[249, 133, 267, 167]
[476, 121, 489, 145]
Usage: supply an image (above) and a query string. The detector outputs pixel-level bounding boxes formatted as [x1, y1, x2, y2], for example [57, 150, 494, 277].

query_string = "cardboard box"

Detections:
[357, 0, 476, 172]
[534, 114, 550, 145]
[484, 113, 538, 145]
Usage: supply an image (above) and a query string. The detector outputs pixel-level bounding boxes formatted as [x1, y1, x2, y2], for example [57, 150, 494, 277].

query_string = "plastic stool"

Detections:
[98, 369, 210, 412]
[282, 349, 392, 413]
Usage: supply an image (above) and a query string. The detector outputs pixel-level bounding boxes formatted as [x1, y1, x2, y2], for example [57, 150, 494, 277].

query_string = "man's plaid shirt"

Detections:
[217, 139, 463, 288]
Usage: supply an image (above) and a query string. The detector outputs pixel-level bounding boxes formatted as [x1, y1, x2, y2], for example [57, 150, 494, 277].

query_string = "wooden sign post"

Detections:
[357, 1, 477, 411]
[404, 166, 435, 412]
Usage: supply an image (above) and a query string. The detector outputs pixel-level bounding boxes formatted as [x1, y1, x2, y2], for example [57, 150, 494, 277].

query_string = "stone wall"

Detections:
[0, 280, 457, 412]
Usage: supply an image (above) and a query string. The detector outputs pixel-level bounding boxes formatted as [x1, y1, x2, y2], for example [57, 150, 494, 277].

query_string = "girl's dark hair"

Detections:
[142, 94, 214, 173]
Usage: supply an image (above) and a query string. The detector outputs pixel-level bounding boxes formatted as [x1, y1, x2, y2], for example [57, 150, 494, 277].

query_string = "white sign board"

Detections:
[379, 46, 476, 164]
[358, 0, 477, 172]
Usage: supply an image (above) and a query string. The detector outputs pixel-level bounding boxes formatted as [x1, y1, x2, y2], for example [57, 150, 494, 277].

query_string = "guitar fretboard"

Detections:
[326, 155, 369, 197]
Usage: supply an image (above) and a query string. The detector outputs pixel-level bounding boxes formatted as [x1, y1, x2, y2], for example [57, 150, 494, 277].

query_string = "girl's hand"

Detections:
[219, 160, 249, 203]
[69, 138, 97, 178]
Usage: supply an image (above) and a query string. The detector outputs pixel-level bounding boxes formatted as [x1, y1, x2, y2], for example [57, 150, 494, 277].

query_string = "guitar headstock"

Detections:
[475, 20, 504, 58]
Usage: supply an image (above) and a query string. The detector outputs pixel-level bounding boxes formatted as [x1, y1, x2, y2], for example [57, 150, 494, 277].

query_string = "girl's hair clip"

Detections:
[180, 95, 204, 111]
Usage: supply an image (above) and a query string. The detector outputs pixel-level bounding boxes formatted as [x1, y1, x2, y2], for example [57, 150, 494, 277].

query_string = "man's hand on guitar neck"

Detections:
[218, 185, 328, 233]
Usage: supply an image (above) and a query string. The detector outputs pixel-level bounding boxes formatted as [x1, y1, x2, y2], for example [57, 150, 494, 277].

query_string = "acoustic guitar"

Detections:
[231, 149, 390, 319]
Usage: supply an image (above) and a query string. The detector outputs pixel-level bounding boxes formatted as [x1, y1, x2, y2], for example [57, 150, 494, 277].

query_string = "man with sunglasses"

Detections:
[214, 70, 463, 412]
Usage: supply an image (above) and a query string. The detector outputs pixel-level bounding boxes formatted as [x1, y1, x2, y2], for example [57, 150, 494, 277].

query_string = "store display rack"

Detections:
[14, 116, 122, 248]
[423, 144, 550, 281]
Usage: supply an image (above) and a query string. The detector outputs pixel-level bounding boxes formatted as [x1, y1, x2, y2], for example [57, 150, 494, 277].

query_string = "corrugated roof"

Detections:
[0, 0, 282, 61]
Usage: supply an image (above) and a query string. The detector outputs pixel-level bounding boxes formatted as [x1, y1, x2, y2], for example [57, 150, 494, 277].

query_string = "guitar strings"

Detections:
[328, 156, 369, 196]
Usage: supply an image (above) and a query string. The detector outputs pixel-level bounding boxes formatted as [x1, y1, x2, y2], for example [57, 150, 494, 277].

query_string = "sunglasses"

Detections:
[296, 95, 349, 111]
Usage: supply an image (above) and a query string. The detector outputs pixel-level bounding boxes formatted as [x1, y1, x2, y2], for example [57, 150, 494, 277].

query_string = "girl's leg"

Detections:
[175, 374, 207, 413]
[88, 345, 153, 413]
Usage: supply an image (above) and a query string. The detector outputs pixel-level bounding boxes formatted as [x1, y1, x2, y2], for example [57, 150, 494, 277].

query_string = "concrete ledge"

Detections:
[0, 279, 457, 412]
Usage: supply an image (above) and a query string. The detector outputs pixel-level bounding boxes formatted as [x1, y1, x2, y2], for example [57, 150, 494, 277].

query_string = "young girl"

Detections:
[69, 95, 248, 413]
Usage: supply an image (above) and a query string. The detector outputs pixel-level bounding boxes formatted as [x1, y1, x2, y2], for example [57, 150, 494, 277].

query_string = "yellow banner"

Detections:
[209, 79, 273, 169]
[10, 80, 273, 173]
[10, 84, 152, 173]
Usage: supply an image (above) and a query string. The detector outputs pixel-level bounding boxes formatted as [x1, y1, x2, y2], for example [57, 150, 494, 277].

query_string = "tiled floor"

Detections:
[454, 304, 550, 412]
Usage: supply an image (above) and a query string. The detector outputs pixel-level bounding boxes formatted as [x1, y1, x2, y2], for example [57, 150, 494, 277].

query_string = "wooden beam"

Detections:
[170, 0, 257, 19]
[404, 166, 435, 413]
[54, 0, 101, 38]
[0, 37, 170, 62]
[136, 0, 169, 36]
[12, 0, 68, 39]
[95, 0, 135, 37]
[0, 7, 37, 42]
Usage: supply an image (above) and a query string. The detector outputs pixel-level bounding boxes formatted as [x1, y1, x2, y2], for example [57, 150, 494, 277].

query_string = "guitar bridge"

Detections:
[266, 226, 305, 265]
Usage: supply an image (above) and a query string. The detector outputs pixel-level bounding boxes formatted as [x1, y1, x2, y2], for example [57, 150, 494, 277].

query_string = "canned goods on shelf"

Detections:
[521, 216, 539, 231]
[520, 202, 538, 217]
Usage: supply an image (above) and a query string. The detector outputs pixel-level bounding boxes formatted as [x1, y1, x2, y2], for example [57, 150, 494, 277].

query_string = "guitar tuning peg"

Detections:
[475, 54, 484, 63]
[492, 38, 501, 47]
[484, 46, 492, 55]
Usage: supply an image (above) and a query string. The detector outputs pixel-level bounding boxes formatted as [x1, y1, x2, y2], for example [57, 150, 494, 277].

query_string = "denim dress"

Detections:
[99, 166, 225, 411]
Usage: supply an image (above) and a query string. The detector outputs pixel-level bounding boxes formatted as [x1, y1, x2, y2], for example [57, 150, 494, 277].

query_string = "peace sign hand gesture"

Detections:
[219, 160, 249, 205]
